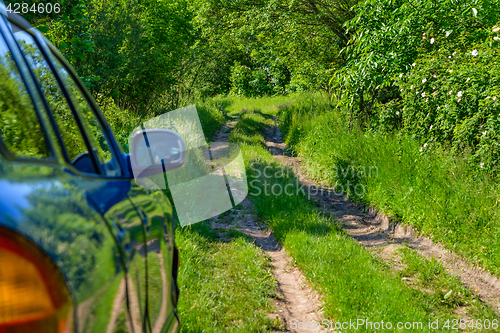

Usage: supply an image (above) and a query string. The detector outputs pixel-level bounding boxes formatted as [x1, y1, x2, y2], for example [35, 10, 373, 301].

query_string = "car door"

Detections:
[1, 14, 152, 332]
[126, 180, 178, 333]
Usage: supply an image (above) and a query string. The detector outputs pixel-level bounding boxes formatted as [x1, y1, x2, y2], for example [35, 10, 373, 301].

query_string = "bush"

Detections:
[230, 62, 254, 97]
[392, 41, 500, 174]
[333, 0, 500, 131]
[230, 61, 292, 97]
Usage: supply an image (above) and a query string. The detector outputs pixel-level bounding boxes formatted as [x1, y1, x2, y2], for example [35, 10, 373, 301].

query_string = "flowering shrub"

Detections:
[393, 38, 500, 172]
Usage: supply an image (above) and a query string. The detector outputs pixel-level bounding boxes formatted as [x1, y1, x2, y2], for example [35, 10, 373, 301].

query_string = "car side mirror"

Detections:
[130, 129, 185, 178]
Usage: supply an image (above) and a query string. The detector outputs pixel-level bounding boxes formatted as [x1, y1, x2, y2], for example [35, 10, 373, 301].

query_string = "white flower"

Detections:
[430, 38, 435, 44]
[472, 49, 479, 57]
[493, 26, 500, 33]
[399, 73, 403, 78]
[433, 74, 437, 78]
[448, 56, 452, 59]
[419, 147, 423, 152]
[430, 125, 433, 130]
[396, 111, 400, 115]
[483, 131, 487, 135]
[422, 78, 427, 83]
[466, 77, 471, 82]
[449, 90, 453, 95]
[422, 92, 426, 97]
[480, 162, 484, 168]
[457, 91, 463, 97]
[493, 97, 497, 101]
[412, 63, 416, 67]
[437, 106, 441, 110]
[494, 37, 500, 41]
[449, 70, 453, 73]
[400, 88, 404, 92]
[410, 85, 414, 89]
[424, 143, 428, 148]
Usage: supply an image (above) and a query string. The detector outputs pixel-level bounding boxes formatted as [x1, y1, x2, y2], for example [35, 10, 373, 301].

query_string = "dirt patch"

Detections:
[212, 118, 239, 142]
[264, 118, 500, 317]
[210, 120, 324, 332]
[375, 243, 406, 272]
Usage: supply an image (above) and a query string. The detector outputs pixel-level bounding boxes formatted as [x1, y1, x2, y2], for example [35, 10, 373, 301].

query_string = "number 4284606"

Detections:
[6, 2, 61, 14]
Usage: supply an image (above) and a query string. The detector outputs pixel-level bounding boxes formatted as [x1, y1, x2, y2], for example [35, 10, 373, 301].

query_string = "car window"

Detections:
[10, 28, 91, 170]
[0, 31, 50, 159]
[45, 51, 121, 177]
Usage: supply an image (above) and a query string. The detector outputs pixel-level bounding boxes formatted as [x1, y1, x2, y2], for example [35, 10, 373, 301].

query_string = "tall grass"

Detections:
[176, 222, 277, 332]
[279, 94, 500, 275]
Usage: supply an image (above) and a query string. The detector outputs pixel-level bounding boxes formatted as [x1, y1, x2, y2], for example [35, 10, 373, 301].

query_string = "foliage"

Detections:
[194, 99, 227, 140]
[333, 0, 500, 126]
[9, 0, 357, 108]
[229, 62, 255, 97]
[180, 0, 349, 99]
[16, 0, 194, 114]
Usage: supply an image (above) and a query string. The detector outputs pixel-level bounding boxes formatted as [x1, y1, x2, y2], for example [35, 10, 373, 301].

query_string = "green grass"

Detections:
[228, 108, 499, 332]
[103, 92, 285, 332]
[207, 93, 304, 117]
[195, 99, 227, 140]
[176, 222, 278, 333]
[278, 94, 500, 276]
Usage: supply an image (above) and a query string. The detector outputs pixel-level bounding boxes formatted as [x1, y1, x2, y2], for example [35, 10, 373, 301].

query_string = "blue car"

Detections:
[0, 8, 183, 333]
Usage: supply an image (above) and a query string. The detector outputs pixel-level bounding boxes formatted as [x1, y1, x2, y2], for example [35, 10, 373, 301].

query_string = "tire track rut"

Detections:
[210, 118, 323, 333]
